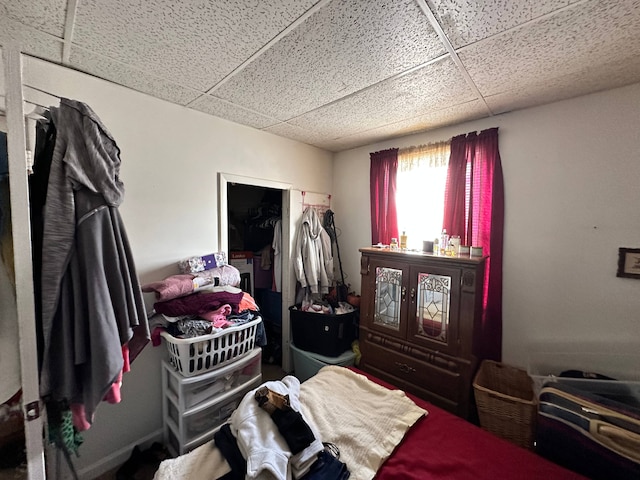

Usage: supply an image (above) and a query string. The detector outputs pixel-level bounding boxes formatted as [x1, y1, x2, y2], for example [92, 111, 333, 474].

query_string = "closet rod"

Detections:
[0, 99, 49, 118]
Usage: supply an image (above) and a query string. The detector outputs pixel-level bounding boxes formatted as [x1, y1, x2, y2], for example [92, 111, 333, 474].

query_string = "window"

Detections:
[396, 142, 450, 250]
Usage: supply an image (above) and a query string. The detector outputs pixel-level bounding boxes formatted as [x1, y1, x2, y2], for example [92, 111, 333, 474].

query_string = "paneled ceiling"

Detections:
[1, 0, 640, 152]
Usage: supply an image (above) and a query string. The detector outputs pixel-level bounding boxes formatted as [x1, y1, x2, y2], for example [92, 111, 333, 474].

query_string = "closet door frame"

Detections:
[218, 172, 294, 371]
[2, 44, 47, 480]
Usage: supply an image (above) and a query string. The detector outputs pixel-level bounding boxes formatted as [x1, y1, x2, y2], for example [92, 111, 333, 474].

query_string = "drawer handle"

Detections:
[395, 362, 416, 374]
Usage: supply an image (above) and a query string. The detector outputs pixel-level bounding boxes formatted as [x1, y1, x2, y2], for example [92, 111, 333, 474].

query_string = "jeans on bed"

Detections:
[301, 450, 350, 480]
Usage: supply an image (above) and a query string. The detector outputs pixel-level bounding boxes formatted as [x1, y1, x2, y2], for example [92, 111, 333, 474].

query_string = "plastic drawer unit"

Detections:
[162, 347, 262, 455]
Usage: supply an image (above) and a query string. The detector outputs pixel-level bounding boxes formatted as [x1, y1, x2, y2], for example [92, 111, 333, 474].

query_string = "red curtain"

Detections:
[443, 128, 504, 361]
[369, 148, 399, 245]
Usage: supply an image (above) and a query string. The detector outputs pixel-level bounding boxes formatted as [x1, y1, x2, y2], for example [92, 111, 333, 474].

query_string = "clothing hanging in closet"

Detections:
[30, 98, 149, 435]
[293, 206, 333, 295]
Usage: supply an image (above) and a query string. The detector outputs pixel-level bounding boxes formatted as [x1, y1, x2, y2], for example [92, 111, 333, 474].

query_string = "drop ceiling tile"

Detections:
[528, 0, 578, 19]
[0, 16, 63, 63]
[214, 0, 446, 120]
[0, 0, 67, 38]
[189, 95, 279, 129]
[72, 0, 317, 92]
[68, 47, 201, 105]
[314, 137, 372, 153]
[263, 121, 331, 148]
[426, 0, 582, 48]
[486, 53, 640, 114]
[319, 100, 488, 151]
[287, 57, 478, 139]
[460, 0, 640, 97]
[385, 99, 489, 133]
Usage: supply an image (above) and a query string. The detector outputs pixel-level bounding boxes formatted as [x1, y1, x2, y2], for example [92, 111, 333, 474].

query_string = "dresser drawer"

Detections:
[360, 333, 462, 404]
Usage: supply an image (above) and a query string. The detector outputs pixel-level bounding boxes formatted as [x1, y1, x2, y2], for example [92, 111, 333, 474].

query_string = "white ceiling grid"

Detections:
[1, 0, 639, 152]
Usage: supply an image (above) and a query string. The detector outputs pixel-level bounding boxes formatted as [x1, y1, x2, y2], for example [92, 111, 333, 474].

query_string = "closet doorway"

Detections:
[218, 173, 293, 371]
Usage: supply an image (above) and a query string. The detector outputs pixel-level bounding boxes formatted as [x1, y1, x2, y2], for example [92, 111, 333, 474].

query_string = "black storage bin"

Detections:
[289, 305, 357, 357]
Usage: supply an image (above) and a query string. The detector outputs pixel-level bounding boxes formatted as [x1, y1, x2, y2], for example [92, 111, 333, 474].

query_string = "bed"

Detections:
[154, 365, 586, 480]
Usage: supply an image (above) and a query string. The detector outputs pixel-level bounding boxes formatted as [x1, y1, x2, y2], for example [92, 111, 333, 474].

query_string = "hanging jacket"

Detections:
[293, 207, 333, 294]
[36, 99, 148, 426]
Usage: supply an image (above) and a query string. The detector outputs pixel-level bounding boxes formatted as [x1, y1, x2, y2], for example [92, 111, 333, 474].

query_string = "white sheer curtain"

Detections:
[396, 141, 450, 251]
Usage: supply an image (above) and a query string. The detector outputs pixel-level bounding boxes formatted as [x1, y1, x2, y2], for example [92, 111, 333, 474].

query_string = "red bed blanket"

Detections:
[352, 368, 587, 480]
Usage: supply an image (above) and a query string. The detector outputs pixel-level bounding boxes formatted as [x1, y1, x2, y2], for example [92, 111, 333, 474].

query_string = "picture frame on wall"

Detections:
[616, 247, 640, 279]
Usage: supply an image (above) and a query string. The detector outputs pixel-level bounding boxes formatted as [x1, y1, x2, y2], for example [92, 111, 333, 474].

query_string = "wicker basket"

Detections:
[473, 360, 538, 449]
[160, 318, 261, 377]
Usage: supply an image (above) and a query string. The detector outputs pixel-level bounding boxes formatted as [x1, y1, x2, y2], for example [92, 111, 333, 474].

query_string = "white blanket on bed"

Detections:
[154, 366, 427, 480]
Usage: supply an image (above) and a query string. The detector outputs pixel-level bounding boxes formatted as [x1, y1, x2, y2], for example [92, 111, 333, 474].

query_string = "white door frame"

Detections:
[3, 44, 47, 480]
[218, 173, 293, 371]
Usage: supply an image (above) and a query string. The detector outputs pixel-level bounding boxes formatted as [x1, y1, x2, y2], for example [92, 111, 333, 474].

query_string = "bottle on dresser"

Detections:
[400, 231, 408, 250]
[440, 229, 449, 255]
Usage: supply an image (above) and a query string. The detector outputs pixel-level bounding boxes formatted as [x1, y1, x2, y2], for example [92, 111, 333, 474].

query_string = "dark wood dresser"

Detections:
[358, 247, 486, 418]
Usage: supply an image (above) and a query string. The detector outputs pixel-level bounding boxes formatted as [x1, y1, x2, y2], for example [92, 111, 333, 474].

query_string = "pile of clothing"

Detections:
[142, 269, 266, 346]
[215, 375, 350, 479]
[299, 298, 356, 316]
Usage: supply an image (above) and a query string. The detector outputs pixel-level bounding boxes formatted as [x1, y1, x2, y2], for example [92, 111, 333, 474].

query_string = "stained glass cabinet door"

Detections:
[368, 261, 408, 339]
[373, 265, 403, 330]
[408, 264, 461, 355]
[415, 272, 450, 343]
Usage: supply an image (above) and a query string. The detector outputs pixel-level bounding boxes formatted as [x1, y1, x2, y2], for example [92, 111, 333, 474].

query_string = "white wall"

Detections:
[332, 82, 640, 370]
[19, 57, 333, 478]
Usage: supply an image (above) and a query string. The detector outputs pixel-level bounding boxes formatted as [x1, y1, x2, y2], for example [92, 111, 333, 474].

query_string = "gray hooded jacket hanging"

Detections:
[37, 98, 149, 426]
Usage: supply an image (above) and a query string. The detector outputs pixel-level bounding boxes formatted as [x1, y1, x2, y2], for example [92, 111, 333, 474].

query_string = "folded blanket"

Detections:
[300, 366, 426, 479]
[154, 291, 244, 317]
[194, 265, 240, 290]
[142, 266, 241, 302]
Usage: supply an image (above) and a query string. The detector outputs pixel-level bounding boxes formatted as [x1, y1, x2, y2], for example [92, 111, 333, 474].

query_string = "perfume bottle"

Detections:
[400, 231, 407, 250]
[440, 229, 449, 255]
